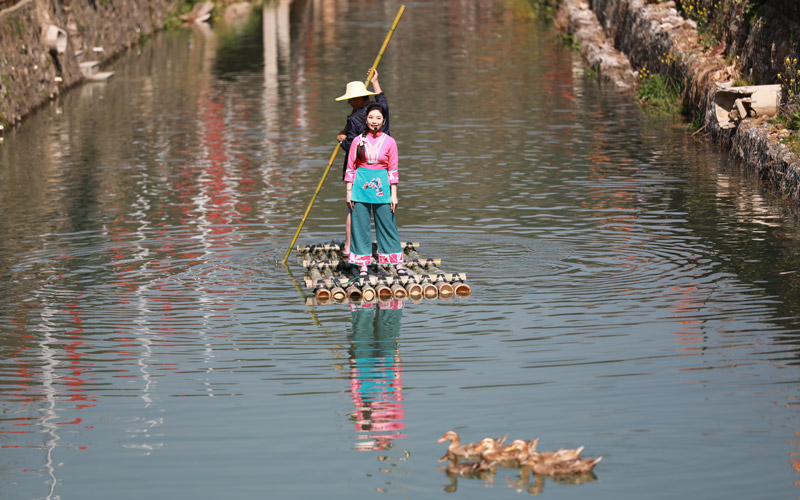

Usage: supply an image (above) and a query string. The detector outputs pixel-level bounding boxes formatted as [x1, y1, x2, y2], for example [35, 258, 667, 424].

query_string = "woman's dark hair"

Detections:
[357, 104, 387, 162]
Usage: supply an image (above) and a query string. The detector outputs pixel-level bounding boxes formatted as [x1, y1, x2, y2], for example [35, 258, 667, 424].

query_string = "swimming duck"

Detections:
[525, 455, 602, 476]
[478, 437, 527, 465]
[437, 431, 483, 462]
[525, 438, 585, 465]
[500, 439, 531, 463]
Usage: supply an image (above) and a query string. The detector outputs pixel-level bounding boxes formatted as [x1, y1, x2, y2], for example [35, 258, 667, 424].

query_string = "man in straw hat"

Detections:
[336, 68, 390, 257]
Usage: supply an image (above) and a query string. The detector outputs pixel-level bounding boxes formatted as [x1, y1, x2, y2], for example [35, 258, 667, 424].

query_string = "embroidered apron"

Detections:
[351, 134, 390, 204]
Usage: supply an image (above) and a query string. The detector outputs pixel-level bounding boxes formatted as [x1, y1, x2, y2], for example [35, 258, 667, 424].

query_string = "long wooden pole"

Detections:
[281, 5, 406, 265]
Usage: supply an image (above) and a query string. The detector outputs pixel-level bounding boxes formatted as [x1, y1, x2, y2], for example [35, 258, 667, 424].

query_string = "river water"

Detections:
[2, 0, 800, 498]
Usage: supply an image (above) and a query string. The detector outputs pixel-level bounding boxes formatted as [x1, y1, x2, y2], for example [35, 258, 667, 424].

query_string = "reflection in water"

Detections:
[443, 465, 597, 495]
[348, 300, 406, 451]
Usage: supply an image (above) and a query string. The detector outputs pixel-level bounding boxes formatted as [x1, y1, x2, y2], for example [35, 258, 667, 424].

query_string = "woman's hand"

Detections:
[390, 186, 398, 213]
[346, 184, 354, 210]
[337, 133, 346, 143]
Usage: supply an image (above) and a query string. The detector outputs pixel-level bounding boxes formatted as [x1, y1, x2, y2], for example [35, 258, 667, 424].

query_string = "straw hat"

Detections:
[335, 81, 378, 101]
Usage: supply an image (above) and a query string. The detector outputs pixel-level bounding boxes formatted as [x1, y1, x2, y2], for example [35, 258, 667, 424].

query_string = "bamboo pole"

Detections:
[391, 283, 407, 299]
[404, 281, 422, 298]
[331, 286, 347, 300]
[436, 281, 455, 297]
[454, 282, 472, 296]
[281, 5, 406, 265]
[422, 282, 438, 299]
[346, 284, 362, 300]
[361, 284, 376, 302]
[375, 283, 393, 300]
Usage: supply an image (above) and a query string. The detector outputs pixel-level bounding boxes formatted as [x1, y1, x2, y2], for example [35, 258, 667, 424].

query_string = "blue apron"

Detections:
[352, 168, 390, 204]
[351, 133, 390, 204]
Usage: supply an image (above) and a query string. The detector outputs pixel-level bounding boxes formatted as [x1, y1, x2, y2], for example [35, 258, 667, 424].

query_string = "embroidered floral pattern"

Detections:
[362, 177, 384, 197]
[349, 253, 372, 266]
[379, 252, 404, 265]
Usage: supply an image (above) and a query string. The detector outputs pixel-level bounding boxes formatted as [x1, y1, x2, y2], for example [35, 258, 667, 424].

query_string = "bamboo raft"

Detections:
[297, 241, 471, 303]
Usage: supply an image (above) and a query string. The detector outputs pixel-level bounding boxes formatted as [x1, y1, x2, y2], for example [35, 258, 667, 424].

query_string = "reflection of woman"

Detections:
[349, 300, 406, 450]
[344, 103, 408, 279]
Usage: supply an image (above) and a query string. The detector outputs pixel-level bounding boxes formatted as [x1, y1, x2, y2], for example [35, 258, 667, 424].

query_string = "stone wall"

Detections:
[0, 0, 179, 127]
[558, 0, 800, 206]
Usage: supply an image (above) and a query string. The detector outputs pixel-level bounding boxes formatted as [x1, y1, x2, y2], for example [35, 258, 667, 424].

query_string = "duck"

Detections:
[525, 455, 602, 476]
[478, 437, 526, 465]
[437, 431, 483, 462]
[525, 437, 585, 465]
[500, 439, 531, 463]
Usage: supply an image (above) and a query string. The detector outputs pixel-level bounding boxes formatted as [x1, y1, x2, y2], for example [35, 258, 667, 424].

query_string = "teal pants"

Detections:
[350, 202, 402, 266]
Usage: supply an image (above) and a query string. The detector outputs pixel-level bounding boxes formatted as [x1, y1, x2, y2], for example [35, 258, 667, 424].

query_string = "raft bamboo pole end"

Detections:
[361, 285, 376, 302]
[422, 283, 438, 299]
[404, 281, 423, 298]
[375, 283, 393, 300]
[391, 283, 407, 299]
[330, 286, 346, 300]
[315, 288, 332, 301]
[454, 282, 472, 296]
[346, 285, 362, 301]
[436, 281, 455, 297]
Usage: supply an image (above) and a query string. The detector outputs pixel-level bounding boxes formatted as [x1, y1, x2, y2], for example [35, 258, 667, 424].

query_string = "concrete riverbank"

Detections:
[556, 0, 800, 206]
[0, 0, 181, 128]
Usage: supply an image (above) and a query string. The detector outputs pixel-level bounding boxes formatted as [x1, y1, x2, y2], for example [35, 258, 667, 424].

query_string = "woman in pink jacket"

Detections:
[344, 103, 408, 279]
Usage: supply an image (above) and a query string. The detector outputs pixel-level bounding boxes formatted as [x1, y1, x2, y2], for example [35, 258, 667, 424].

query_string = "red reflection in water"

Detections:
[349, 300, 406, 451]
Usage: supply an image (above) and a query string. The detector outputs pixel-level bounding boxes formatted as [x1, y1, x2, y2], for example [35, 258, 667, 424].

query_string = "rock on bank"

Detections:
[0, 0, 178, 128]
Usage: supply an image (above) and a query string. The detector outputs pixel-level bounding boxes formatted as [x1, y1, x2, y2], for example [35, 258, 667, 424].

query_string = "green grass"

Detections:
[636, 69, 683, 115]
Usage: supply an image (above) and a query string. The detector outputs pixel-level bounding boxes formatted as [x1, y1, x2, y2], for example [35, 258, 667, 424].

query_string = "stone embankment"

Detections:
[0, 0, 178, 128]
[556, 0, 800, 205]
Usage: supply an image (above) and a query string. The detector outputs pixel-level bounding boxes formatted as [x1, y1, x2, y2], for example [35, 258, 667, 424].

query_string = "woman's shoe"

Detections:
[396, 266, 408, 277]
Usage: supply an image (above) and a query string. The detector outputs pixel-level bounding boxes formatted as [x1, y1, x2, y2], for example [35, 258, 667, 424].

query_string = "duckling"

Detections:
[500, 439, 530, 463]
[525, 455, 602, 476]
[437, 431, 483, 462]
[478, 437, 525, 465]
[525, 438, 585, 465]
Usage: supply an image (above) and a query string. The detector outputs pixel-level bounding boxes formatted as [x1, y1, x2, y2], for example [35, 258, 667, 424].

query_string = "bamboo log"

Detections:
[315, 287, 332, 301]
[454, 281, 472, 296]
[436, 281, 455, 297]
[391, 283, 407, 299]
[297, 241, 419, 253]
[404, 281, 422, 298]
[346, 285, 362, 300]
[306, 266, 325, 289]
[301, 258, 440, 268]
[330, 286, 346, 300]
[361, 285, 376, 302]
[422, 282, 438, 299]
[375, 283, 393, 300]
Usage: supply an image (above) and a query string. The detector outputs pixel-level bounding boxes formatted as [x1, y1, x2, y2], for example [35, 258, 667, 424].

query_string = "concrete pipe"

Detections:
[44, 25, 68, 55]
[713, 84, 781, 129]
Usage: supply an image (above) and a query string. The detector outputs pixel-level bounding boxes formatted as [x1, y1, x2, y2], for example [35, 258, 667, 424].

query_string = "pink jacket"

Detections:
[344, 132, 399, 185]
